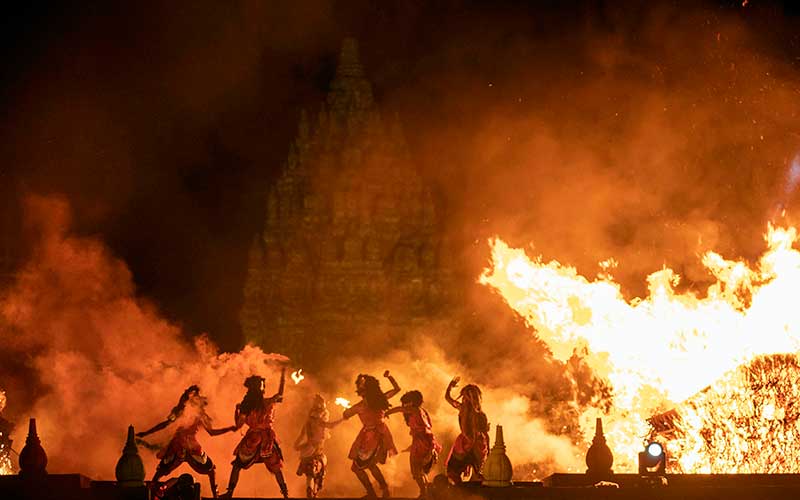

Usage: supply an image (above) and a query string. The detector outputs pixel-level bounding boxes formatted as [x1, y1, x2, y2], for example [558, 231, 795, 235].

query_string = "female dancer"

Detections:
[385, 390, 442, 498]
[294, 394, 342, 498]
[343, 370, 400, 498]
[137, 385, 234, 498]
[444, 376, 489, 483]
[222, 369, 288, 499]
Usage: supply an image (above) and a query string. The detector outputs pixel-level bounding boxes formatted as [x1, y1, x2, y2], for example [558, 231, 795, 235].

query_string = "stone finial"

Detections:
[482, 425, 513, 487]
[115, 425, 145, 487]
[326, 37, 374, 120]
[19, 418, 47, 478]
[336, 37, 365, 79]
[586, 417, 614, 479]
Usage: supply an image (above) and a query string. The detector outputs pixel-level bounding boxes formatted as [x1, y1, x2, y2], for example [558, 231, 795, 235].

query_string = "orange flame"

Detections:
[335, 397, 352, 409]
[291, 369, 305, 385]
[480, 223, 800, 471]
[0, 389, 12, 475]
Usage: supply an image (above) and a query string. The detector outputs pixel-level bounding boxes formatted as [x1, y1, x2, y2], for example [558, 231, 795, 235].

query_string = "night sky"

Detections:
[1, 0, 799, 352]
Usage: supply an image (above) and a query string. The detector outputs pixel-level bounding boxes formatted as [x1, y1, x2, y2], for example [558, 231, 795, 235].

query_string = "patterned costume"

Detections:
[231, 398, 283, 472]
[222, 372, 289, 499]
[345, 372, 401, 498]
[445, 381, 489, 483]
[295, 402, 340, 499]
[137, 386, 231, 498]
[155, 414, 215, 476]
[406, 407, 442, 477]
[348, 406, 398, 469]
[297, 416, 329, 471]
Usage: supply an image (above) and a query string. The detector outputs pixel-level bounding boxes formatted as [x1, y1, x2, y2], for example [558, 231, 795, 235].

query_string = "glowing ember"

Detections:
[480, 223, 800, 472]
[335, 397, 352, 409]
[291, 369, 305, 384]
[0, 389, 13, 475]
[669, 354, 800, 473]
[0, 436, 11, 476]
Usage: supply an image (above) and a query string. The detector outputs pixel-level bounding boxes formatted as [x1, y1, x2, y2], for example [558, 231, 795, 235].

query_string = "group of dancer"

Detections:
[136, 369, 490, 499]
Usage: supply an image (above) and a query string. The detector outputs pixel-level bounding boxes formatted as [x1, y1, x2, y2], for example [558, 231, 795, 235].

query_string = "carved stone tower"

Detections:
[241, 38, 454, 365]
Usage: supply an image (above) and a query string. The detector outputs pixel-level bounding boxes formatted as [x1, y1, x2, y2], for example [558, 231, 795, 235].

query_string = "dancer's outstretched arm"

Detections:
[445, 376, 461, 409]
[383, 370, 401, 399]
[136, 411, 177, 437]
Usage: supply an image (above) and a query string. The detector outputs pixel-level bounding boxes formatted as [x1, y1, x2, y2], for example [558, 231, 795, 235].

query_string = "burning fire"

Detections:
[669, 354, 800, 472]
[0, 435, 11, 476]
[0, 390, 12, 475]
[480, 223, 800, 472]
[291, 369, 305, 385]
[335, 397, 352, 409]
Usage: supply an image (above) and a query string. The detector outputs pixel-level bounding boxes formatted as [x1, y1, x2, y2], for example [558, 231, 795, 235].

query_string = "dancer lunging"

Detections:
[222, 369, 288, 499]
[137, 385, 234, 498]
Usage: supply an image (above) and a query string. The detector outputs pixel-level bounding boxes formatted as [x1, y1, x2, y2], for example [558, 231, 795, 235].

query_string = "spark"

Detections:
[784, 153, 800, 198]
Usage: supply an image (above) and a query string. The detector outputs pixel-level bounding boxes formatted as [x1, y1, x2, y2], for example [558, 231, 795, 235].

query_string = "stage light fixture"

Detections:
[638, 441, 666, 475]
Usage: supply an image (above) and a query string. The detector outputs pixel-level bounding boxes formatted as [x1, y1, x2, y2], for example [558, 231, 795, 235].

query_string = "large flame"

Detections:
[480, 224, 800, 472]
[0, 389, 12, 475]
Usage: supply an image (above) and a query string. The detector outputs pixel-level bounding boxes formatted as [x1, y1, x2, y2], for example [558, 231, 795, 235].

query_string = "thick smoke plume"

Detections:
[0, 196, 582, 497]
[2, 0, 800, 493]
[388, 3, 800, 301]
[0, 196, 296, 494]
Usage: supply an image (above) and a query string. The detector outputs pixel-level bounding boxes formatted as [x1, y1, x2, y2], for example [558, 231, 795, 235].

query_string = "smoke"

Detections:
[323, 335, 584, 490]
[0, 196, 583, 496]
[3, 0, 800, 492]
[386, 2, 800, 299]
[3, 1, 798, 352]
[0, 196, 293, 494]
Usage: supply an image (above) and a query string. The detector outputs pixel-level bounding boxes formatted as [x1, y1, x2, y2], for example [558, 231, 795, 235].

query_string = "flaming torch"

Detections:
[291, 369, 305, 385]
[335, 397, 352, 409]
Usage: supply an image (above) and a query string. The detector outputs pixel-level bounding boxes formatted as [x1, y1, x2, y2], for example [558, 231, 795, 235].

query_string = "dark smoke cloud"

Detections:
[1, 0, 800, 486]
[0, 196, 583, 494]
[388, 2, 800, 300]
[0, 0, 347, 350]
[2, 0, 799, 344]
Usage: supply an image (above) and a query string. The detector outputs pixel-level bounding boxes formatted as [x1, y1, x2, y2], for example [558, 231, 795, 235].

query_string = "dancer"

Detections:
[136, 385, 234, 498]
[222, 369, 288, 499]
[294, 394, 342, 498]
[343, 370, 400, 498]
[444, 377, 489, 484]
[385, 390, 442, 498]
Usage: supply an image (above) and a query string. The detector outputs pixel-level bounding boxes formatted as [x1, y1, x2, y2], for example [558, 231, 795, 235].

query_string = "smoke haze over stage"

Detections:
[3, 1, 800, 498]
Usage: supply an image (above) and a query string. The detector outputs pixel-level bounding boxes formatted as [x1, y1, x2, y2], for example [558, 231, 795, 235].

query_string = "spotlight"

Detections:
[638, 441, 666, 475]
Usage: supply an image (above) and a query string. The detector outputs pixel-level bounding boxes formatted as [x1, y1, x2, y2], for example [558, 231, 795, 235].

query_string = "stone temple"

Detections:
[240, 39, 455, 366]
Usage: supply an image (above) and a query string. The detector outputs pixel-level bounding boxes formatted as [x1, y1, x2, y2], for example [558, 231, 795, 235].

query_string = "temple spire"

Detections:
[326, 37, 374, 122]
[336, 37, 364, 79]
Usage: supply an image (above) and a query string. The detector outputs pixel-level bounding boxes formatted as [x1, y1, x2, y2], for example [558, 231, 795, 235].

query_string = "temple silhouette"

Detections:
[240, 38, 455, 365]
